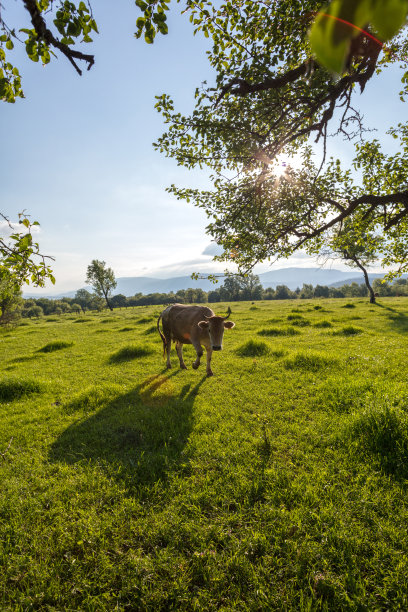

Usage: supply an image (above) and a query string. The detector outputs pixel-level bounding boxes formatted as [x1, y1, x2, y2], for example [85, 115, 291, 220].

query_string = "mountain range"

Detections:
[24, 267, 389, 298]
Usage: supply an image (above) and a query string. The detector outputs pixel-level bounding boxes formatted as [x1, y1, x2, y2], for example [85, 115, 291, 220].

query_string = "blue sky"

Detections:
[0, 2, 407, 294]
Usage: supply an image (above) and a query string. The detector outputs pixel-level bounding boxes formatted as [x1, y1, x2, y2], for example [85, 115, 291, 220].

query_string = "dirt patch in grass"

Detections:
[0, 378, 45, 402]
[108, 345, 154, 363]
[38, 341, 74, 353]
[236, 340, 270, 357]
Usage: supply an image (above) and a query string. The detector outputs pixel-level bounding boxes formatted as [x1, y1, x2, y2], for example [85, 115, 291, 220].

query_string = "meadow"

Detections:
[1, 298, 408, 610]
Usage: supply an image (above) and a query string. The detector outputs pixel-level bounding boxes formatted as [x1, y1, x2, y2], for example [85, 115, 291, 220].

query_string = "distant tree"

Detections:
[0, 271, 22, 326]
[74, 289, 94, 312]
[86, 260, 117, 311]
[208, 289, 221, 303]
[314, 284, 329, 298]
[24, 304, 43, 318]
[329, 287, 345, 298]
[299, 284, 314, 299]
[275, 285, 294, 300]
[195, 288, 208, 303]
[71, 303, 82, 314]
[89, 295, 105, 311]
[262, 287, 275, 300]
[372, 278, 392, 297]
[110, 294, 127, 309]
[322, 222, 382, 304]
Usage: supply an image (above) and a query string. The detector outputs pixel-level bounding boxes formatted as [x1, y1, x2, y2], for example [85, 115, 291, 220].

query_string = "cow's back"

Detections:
[163, 304, 214, 343]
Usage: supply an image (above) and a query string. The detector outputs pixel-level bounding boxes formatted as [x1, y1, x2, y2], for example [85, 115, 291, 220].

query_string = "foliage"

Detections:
[0, 269, 22, 326]
[309, 0, 408, 73]
[0, 212, 54, 287]
[86, 260, 117, 311]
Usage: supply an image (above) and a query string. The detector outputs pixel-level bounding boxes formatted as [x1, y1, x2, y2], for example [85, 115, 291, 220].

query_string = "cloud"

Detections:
[0, 220, 41, 238]
[202, 242, 224, 256]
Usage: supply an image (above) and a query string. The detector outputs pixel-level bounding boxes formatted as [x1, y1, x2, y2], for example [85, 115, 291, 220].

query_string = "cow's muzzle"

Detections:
[212, 346, 222, 351]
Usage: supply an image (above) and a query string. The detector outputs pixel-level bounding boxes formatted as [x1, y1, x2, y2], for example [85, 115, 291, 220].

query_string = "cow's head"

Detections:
[198, 314, 235, 350]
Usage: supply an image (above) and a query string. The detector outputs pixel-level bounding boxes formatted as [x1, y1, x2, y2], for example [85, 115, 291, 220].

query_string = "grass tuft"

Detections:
[137, 316, 156, 324]
[73, 318, 91, 323]
[0, 378, 45, 402]
[346, 400, 408, 476]
[284, 351, 337, 371]
[236, 340, 270, 357]
[38, 340, 74, 353]
[313, 320, 333, 328]
[64, 383, 124, 414]
[119, 327, 135, 332]
[145, 325, 158, 335]
[315, 378, 373, 413]
[258, 327, 300, 336]
[332, 326, 363, 336]
[108, 344, 154, 363]
[342, 303, 356, 309]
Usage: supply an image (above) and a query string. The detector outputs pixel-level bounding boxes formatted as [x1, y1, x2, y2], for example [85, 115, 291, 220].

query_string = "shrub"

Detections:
[108, 344, 154, 363]
[236, 340, 270, 357]
[0, 378, 44, 402]
[38, 341, 74, 353]
[284, 351, 337, 372]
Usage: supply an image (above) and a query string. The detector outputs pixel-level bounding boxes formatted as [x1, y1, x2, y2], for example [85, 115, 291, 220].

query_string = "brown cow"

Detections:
[157, 304, 235, 376]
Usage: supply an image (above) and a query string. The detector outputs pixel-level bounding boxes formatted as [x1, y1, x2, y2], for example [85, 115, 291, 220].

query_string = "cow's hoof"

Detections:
[206, 371, 214, 377]
[166, 364, 172, 369]
[180, 364, 188, 370]
[192, 362, 199, 370]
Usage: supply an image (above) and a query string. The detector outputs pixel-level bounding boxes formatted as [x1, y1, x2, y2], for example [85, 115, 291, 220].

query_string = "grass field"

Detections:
[1, 298, 408, 610]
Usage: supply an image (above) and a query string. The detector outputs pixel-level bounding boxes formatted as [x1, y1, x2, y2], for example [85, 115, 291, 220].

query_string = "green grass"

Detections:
[2, 297, 408, 609]
[332, 325, 364, 336]
[258, 326, 301, 336]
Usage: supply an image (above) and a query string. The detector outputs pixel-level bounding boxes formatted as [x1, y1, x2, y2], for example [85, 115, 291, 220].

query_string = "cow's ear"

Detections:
[198, 320, 209, 329]
[224, 321, 235, 329]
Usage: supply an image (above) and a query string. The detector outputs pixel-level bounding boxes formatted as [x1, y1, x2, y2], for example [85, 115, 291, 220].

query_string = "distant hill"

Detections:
[23, 267, 393, 298]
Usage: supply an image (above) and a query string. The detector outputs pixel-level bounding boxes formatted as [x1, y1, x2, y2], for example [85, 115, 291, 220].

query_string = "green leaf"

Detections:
[371, 0, 408, 40]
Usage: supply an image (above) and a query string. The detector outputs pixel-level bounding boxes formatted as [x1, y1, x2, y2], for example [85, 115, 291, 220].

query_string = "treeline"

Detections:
[20, 276, 408, 317]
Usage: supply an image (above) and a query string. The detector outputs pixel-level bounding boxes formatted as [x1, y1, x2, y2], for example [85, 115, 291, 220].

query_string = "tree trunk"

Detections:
[351, 256, 375, 303]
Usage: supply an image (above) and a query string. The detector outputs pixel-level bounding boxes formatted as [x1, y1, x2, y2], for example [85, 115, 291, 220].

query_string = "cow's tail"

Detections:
[157, 312, 167, 358]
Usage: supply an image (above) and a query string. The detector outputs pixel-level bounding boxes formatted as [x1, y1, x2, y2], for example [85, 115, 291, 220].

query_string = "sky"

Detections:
[1, 1, 407, 295]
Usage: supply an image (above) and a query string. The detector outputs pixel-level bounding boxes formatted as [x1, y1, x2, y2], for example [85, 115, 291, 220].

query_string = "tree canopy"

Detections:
[86, 260, 117, 311]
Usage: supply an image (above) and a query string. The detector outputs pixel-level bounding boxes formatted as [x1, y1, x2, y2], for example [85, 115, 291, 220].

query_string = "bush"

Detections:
[236, 340, 270, 357]
[38, 341, 74, 353]
[0, 378, 44, 402]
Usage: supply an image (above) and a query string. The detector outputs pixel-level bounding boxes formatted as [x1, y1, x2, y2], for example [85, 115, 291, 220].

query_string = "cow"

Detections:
[157, 304, 235, 377]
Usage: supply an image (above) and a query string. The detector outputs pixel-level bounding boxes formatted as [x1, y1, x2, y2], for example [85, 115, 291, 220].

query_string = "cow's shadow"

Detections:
[49, 370, 206, 491]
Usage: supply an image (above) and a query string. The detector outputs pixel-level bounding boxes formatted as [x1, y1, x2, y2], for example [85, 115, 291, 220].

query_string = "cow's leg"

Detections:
[165, 335, 172, 369]
[191, 339, 203, 370]
[205, 346, 214, 377]
[176, 341, 187, 370]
